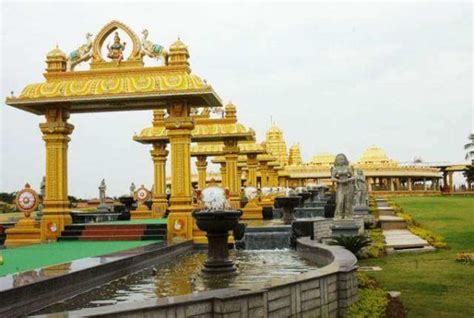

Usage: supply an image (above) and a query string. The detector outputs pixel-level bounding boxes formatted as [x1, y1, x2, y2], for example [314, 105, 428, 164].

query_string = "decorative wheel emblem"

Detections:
[134, 185, 151, 204]
[15, 183, 39, 214]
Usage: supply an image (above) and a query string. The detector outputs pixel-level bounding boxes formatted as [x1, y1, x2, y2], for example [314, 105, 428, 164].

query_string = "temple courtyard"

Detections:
[1, 2, 473, 318]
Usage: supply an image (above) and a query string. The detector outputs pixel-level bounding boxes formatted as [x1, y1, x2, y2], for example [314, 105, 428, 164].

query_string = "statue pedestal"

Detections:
[131, 204, 152, 220]
[96, 204, 114, 213]
[330, 219, 360, 237]
[354, 205, 375, 226]
[5, 218, 41, 248]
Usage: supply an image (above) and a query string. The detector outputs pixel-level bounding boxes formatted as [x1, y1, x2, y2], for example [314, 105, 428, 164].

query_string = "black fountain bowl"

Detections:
[275, 196, 302, 208]
[192, 210, 242, 234]
[299, 191, 311, 202]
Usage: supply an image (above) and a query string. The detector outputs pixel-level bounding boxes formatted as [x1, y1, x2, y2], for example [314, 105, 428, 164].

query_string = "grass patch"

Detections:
[360, 196, 474, 317]
[0, 240, 160, 276]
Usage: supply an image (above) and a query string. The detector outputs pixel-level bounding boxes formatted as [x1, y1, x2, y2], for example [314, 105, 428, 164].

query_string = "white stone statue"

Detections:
[140, 29, 169, 64]
[331, 154, 355, 220]
[354, 169, 369, 207]
[130, 182, 136, 196]
[99, 179, 106, 205]
[67, 32, 93, 71]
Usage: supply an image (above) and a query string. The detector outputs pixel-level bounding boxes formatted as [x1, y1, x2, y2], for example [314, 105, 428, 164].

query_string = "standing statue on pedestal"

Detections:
[99, 179, 106, 205]
[130, 182, 136, 196]
[331, 154, 355, 220]
[354, 169, 368, 207]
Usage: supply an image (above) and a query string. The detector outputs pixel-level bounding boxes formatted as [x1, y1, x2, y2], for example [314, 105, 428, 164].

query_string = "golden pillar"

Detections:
[39, 107, 74, 241]
[196, 155, 208, 190]
[219, 162, 227, 187]
[151, 142, 168, 218]
[246, 154, 258, 187]
[165, 103, 194, 242]
[259, 161, 269, 188]
[223, 139, 240, 209]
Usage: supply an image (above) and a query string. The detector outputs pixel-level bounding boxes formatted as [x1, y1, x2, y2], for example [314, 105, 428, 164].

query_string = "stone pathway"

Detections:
[375, 198, 434, 254]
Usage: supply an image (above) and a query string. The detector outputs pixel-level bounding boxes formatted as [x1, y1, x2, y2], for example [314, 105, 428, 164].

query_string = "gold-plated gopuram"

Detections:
[5, 21, 222, 242]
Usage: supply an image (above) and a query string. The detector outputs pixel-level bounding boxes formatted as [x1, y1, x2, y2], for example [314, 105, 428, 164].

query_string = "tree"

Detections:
[463, 165, 474, 190]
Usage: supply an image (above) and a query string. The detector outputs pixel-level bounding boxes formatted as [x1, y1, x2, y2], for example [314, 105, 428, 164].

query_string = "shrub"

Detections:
[347, 288, 389, 318]
[360, 229, 386, 259]
[328, 235, 372, 257]
[456, 252, 474, 265]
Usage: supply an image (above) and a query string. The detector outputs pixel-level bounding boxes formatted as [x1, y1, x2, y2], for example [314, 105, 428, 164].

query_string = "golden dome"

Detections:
[358, 146, 398, 166]
[309, 153, 335, 167]
[46, 46, 67, 59]
[170, 38, 187, 50]
[224, 102, 237, 119]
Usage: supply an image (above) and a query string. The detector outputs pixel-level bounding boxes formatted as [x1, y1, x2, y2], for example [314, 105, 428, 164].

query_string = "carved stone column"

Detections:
[196, 155, 208, 190]
[246, 154, 258, 187]
[448, 172, 454, 192]
[408, 177, 413, 191]
[165, 103, 194, 242]
[223, 138, 240, 209]
[151, 141, 168, 218]
[39, 107, 74, 241]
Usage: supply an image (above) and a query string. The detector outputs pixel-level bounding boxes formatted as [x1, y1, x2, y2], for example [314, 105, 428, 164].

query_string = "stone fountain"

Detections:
[192, 187, 242, 274]
[274, 189, 301, 225]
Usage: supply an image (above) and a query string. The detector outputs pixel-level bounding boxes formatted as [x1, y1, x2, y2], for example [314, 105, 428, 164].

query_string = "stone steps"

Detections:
[375, 198, 435, 254]
[59, 223, 166, 241]
[379, 216, 407, 230]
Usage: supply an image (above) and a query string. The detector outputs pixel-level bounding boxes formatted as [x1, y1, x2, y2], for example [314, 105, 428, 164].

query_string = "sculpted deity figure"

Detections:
[331, 154, 355, 220]
[130, 182, 136, 196]
[107, 32, 126, 61]
[354, 169, 369, 207]
[67, 32, 93, 71]
[99, 179, 107, 204]
[140, 29, 169, 65]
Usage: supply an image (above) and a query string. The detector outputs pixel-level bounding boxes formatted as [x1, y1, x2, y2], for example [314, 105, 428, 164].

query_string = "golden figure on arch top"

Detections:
[107, 31, 126, 62]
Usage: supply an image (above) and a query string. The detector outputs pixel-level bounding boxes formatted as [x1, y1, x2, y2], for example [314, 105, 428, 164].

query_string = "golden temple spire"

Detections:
[288, 143, 303, 166]
[225, 102, 237, 120]
[265, 124, 288, 167]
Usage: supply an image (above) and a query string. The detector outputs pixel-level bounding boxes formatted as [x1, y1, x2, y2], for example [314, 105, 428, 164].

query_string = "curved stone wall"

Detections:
[50, 241, 358, 318]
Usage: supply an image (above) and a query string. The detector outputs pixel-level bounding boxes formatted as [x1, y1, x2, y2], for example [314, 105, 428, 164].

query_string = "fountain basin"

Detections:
[192, 210, 242, 274]
[274, 196, 301, 224]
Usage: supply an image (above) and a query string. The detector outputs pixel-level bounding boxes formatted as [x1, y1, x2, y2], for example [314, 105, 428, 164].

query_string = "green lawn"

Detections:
[360, 196, 474, 317]
[0, 240, 160, 276]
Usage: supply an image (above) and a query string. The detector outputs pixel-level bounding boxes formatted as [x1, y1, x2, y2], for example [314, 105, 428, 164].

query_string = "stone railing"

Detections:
[52, 239, 358, 318]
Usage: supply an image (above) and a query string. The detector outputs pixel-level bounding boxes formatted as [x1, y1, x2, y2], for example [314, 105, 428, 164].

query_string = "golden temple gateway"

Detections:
[4, 20, 443, 245]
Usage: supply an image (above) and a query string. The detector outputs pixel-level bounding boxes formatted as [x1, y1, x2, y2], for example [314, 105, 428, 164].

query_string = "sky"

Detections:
[0, 1, 472, 198]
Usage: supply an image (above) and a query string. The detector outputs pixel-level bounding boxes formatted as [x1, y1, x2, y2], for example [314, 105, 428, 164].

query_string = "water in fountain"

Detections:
[241, 225, 292, 250]
[34, 249, 318, 314]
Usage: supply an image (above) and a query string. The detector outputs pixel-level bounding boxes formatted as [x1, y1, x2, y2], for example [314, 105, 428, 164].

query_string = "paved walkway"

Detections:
[376, 198, 434, 253]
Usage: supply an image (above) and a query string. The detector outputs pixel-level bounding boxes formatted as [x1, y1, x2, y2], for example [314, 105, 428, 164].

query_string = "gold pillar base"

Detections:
[40, 204, 72, 241]
[167, 210, 194, 243]
[151, 198, 168, 218]
[241, 205, 263, 220]
[230, 196, 241, 209]
[5, 218, 41, 248]
[258, 198, 274, 209]
[131, 204, 153, 220]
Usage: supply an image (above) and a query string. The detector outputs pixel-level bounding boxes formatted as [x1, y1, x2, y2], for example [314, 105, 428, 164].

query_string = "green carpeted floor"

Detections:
[0, 240, 160, 277]
[103, 218, 167, 225]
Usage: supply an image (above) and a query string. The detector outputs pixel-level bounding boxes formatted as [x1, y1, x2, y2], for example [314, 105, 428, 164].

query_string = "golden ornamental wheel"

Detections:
[15, 183, 40, 217]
